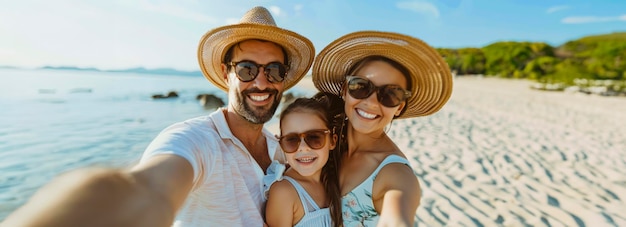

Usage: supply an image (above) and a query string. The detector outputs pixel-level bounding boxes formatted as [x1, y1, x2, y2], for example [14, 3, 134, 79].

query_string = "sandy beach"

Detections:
[287, 75, 626, 226]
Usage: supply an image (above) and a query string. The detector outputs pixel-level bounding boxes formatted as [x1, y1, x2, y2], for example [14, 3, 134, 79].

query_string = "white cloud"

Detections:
[225, 18, 240, 25]
[562, 15, 626, 24]
[269, 6, 282, 17]
[396, 1, 440, 18]
[546, 5, 569, 14]
[293, 4, 304, 16]
[294, 4, 303, 12]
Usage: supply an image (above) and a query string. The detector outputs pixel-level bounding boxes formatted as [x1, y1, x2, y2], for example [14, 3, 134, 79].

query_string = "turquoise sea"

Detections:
[0, 68, 309, 220]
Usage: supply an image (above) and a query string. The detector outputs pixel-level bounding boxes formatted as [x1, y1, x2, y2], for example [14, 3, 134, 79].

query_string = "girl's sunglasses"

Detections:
[277, 129, 330, 153]
[228, 60, 290, 83]
[346, 76, 412, 108]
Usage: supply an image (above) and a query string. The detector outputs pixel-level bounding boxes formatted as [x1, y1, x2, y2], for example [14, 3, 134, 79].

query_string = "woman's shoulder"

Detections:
[379, 152, 412, 170]
[381, 152, 409, 163]
[376, 155, 417, 185]
[372, 155, 420, 200]
[364, 151, 408, 167]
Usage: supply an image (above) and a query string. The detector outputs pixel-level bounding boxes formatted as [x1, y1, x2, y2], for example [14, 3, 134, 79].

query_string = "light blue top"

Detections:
[341, 155, 411, 227]
[264, 161, 333, 227]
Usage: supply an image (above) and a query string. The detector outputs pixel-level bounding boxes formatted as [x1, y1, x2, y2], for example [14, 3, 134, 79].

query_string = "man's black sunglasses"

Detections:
[228, 61, 289, 83]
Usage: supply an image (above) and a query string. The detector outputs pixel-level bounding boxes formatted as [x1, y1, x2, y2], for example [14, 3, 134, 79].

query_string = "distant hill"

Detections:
[41, 66, 100, 71]
[575, 32, 626, 42]
[37, 66, 203, 77]
[437, 31, 626, 83]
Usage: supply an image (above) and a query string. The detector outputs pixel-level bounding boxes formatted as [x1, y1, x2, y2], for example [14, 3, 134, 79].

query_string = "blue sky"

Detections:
[1, 0, 624, 71]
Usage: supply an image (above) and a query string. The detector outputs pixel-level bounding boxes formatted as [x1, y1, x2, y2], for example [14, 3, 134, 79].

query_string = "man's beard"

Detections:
[234, 88, 281, 124]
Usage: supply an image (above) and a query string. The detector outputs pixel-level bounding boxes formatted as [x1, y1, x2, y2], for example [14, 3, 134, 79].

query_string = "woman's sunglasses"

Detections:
[346, 76, 412, 108]
[228, 60, 290, 83]
[277, 129, 330, 153]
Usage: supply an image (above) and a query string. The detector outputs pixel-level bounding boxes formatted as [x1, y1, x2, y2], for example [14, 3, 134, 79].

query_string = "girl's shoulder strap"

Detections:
[283, 176, 321, 212]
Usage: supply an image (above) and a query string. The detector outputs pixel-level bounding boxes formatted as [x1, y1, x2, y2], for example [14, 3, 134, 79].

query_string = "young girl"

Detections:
[264, 94, 342, 227]
[312, 31, 454, 226]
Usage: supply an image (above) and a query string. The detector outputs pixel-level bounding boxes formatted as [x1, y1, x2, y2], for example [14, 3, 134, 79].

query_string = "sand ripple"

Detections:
[388, 76, 626, 226]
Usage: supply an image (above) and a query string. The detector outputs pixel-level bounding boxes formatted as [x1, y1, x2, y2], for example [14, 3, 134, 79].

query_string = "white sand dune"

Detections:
[288, 75, 626, 226]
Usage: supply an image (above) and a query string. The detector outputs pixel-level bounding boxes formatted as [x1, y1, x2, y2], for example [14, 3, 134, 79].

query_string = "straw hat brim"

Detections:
[198, 24, 315, 92]
[312, 31, 453, 119]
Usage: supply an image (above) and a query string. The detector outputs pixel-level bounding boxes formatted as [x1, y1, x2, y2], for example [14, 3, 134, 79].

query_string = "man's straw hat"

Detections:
[312, 31, 453, 119]
[198, 6, 315, 91]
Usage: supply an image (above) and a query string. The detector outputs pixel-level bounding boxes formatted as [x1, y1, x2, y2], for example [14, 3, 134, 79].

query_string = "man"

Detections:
[2, 6, 314, 227]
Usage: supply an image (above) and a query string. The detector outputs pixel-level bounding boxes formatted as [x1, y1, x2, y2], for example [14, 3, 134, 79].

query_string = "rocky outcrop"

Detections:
[197, 93, 225, 109]
[152, 91, 179, 99]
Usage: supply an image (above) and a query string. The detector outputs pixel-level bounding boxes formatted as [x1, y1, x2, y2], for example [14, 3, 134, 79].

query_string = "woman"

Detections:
[312, 31, 453, 226]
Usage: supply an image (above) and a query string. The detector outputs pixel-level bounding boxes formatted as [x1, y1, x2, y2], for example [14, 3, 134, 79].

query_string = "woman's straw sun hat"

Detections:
[198, 6, 315, 91]
[312, 31, 453, 119]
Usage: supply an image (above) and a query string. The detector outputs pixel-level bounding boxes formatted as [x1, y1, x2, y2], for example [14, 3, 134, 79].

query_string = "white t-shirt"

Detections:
[140, 108, 284, 227]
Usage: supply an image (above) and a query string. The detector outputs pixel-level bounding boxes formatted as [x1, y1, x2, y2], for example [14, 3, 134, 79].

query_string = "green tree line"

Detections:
[437, 32, 626, 85]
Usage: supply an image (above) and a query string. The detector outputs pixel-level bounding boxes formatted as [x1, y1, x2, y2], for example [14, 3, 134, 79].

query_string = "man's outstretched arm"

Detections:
[1, 154, 194, 227]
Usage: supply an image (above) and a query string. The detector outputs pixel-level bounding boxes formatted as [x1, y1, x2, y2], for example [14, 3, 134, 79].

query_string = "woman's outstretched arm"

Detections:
[374, 163, 421, 227]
